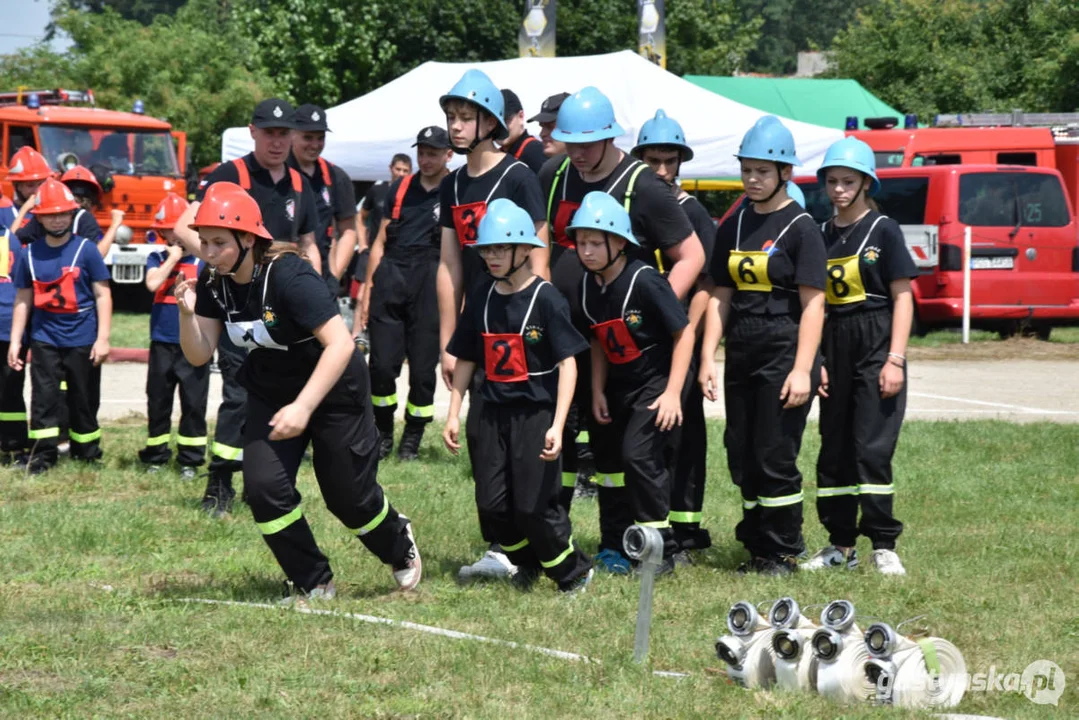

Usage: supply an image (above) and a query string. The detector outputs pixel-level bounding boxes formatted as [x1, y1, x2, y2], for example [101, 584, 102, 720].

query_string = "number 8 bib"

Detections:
[481, 280, 549, 384]
[823, 216, 886, 306]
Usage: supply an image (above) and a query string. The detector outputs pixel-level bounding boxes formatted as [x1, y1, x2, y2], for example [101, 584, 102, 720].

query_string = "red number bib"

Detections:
[154, 261, 199, 305]
[552, 200, 580, 250]
[452, 200, 486, 248]
[482, 333, 529, 383]
[33, 268, 80, 315]
[590, 317, 642, 364]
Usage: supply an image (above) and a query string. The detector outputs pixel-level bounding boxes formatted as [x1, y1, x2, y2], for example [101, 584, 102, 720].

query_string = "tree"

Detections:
[666, 0, 761, 76]
[738, 0, 878, 75]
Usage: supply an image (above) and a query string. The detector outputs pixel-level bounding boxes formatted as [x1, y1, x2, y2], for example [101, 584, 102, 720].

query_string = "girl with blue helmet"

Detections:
[436, 70, 549, 582]
[806, 137, 917, 576]
[699, 115, 828, 575]
[443, 198, 594, 593]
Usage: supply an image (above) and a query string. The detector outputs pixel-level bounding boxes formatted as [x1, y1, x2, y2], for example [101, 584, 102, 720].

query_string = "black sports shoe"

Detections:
[378, 430, 394, 461]
[397, 423, 424, 461]
[737, 555, 798, 576]
[201, 473, 235, 518]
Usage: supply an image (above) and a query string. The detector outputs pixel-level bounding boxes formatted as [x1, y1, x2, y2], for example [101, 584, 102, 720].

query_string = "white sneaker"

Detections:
[801, 545, 858, 571]
[870, 549, 906, 576]
[457, 546, 516, 583]
[392, 518, 422, 591]
[278, 580, 336, 607]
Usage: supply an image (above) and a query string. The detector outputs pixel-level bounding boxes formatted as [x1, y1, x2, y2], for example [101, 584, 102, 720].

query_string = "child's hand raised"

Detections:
[174, 276, 198, 316]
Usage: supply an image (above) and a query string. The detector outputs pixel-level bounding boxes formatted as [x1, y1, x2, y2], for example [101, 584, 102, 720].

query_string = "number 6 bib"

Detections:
[481, 280, 550, 383]
[728, 207, 812, 293]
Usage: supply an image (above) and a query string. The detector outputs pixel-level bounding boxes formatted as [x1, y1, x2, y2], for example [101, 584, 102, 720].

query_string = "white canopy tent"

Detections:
[221, 50, 843, 181]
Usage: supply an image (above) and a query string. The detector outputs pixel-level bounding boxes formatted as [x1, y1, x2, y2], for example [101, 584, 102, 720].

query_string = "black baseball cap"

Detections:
[528, 92, 570, 123]
[251, 98, 297, 129]
[501, 89, 524, 121]
[412, 126, 451, 149]
[293, 104, 330, 132]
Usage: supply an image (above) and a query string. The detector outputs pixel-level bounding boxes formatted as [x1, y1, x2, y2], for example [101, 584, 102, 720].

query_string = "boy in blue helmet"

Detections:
[570, 191, 694, 572]
[808, 137, 916, 576]
[632, 108, 716, 560]
[699, 115, 827, 575]
[443, 198, 593, 593]
[436, 68, 549, 581]
[538, 87, 704, 572]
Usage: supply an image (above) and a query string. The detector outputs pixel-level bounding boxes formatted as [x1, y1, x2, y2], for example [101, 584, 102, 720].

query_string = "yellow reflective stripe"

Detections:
[561, 472, 576, 488]
[540, 536, 575, 569]
[623, 164, 647, 211]
[818, 486, 859, 498]
[597, 472, 625, 488]
[576, 431, 590, 443]
[637, 519, 670, 529]
[176, 435, 207, 446]
[145, 434, 171, 446]
[211, 442, 242, 460]
[405, 402, 434, 418]
[28, 427, 60, 440]
[59, 380, 68, 392]
[371, 394, 398, 408]
[669, 511, 702, 524]
[257, 506, 303, 535]
[353, 496, 389, 536]
[859, 484, 895, 495]
[0, 411, 26, 421]
[654, 249, 666, 274]
[69, 429, 102, 443]
[743, 500, 758, 510]
[758, 492, 804, 508]
[502, 537, 530, 553]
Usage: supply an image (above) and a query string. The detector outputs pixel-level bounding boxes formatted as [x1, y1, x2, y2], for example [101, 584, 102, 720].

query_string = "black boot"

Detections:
[378, 430, 394, 460]
[397, 422, 424, 461]
[201, 471, 235, 518]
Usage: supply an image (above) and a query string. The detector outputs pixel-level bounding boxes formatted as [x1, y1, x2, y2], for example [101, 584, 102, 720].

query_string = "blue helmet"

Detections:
[633, 109, 694, 161]
[736, 115, 802, 166]
[816, 137, 880, 195]
[476, 198, 544, 248]
[786, 181, 806, 208]
[566, 191, 638, 246]
[551, 87, 624, 143]
[439, 69, 509, 140]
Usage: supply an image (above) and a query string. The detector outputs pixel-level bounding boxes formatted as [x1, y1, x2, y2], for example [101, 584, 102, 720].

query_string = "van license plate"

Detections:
[971, 256, 1014, 270]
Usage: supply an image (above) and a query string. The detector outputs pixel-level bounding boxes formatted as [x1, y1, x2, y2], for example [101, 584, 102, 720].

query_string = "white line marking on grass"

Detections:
[909, 392, 1079, 415]
[178, 597, 690, 678]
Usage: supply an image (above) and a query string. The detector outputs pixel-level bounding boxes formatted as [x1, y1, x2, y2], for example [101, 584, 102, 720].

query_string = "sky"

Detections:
[1, 0, 72, 56]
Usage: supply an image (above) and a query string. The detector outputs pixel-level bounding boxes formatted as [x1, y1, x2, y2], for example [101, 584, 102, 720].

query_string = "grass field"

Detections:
[1, 419, 1075, 718]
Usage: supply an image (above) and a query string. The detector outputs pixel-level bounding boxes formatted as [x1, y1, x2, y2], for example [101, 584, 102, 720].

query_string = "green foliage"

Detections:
[554, 0, 638, 57]
[738, 0, 877, 75]
[58, 0, 187, 25]
[831, 0, 1079, 119]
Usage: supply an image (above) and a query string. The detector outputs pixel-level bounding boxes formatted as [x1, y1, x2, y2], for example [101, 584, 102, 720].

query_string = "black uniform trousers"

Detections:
[668, 348, 711, 550]
[0, 340, 28, 453]
[138, 341, 209, 467]
[464, 370, 498, 543]
[724, 314, 818, 560]
[816, 308, 905, 550]
[244, 391, 411, 593]
[28, 341, 101, 466]
[471, 402, 592, 588]
[369, 252, 439, 430]
[591, 375, 678, 558]
[209, 332, 246, 480]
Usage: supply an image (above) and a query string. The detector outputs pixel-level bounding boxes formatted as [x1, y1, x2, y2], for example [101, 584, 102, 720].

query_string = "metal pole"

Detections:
[962, 226, 971, 344]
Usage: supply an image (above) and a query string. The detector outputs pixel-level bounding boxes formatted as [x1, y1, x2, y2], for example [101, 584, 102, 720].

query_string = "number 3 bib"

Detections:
[727, 207, 811, 293]
[451, 162, 521, 249]
[28, 238, 90, 315]
[481, 280, 550, 383]
[581, 265, 654, 365]
[824, 216, 886, 306]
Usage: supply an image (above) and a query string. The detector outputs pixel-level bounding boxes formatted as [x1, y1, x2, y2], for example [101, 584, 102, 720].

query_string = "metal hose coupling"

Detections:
[622, 525, 663, 664]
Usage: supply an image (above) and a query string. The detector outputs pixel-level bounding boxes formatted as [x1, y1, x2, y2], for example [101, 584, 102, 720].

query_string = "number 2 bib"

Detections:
[481, 280, 549, 383]
[824, 216, 886, 306]
[728, 207, 811, 294]
[28, 238, 90, 315]
[582, 265, 653, 365]
[452, 162, 522, 249]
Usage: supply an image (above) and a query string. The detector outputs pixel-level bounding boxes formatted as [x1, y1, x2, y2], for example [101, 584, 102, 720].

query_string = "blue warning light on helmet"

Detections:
[552, 87, 624, 143]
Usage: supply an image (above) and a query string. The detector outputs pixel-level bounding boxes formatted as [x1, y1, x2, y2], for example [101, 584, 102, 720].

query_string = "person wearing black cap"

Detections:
[529, 92, 570, 159]
[173, 97, 321, 518]
[500, 89, 546, 174]
[361, 127, 452, 461]
[288, 104, 357, 291]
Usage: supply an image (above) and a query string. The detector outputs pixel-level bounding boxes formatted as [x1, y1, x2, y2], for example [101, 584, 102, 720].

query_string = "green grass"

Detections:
[109, 311, 150, 349]
[909, 326, 1079, 347]
[1, 420, 1076, 718]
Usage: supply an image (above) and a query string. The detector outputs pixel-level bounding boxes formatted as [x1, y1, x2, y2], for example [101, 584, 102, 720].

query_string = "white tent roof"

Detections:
[221, 50, 843, 181]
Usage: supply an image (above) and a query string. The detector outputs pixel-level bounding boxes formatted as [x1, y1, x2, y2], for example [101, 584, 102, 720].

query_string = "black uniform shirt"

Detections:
[381, 174, 441, 256]
[198, 153, 318, 242]
[439, 155, 545, 292]
[360, 181, 390, 240]
[823, 211, 918, 316]
[711, 202, 827, 319]
[194, 252, 365, 409]
[678, 193, 716, 273]
[502, 132, 546, 174]
[289, 155, 356, 248]
[580, 259, 688, 387]
[448, 277, 587, 406]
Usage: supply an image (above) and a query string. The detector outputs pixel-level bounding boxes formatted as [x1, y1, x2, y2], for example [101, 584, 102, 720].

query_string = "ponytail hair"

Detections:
[252, 239, 312, 267]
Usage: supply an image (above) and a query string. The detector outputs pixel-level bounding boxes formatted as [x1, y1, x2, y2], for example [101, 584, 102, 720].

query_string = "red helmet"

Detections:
[151, 192, 190, 230]
[60, 165, 103, 195]
[189, 182, 272, 239]
[30, 178, 80, 215]
[7, 147, 53, 182]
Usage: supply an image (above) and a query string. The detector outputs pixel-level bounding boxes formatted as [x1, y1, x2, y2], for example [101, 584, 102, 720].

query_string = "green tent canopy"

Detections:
[683, 76, 905, 130]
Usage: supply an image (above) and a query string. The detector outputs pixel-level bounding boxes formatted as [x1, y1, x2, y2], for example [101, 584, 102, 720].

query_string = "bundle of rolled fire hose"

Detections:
[769, 598, 820, 693]
[714, 600, 777, 689]
[874, 636, 968, 708]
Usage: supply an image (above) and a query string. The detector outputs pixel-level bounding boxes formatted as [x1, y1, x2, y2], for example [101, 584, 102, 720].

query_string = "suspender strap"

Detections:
[391, 174, 414, 221]
[317, 158, 332, 187]
[546, 157, 572, 225]
[514, 135, 538, 160]
[232, 158, 250, 190]
[0, 231, 9, 279]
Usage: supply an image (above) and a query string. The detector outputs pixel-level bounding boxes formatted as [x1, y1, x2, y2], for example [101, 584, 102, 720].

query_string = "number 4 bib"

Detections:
[581, 265, 654, 365]
[481, 280, 550, 383]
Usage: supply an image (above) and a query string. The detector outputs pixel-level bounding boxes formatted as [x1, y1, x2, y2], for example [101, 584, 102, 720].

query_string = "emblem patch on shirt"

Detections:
[321, 187, 330, 205]
[285, 198, 296, 221]
[625, 309, 643, 329]
[524, 325, 544, 344]
[262, 308, 278, 328]
[863, 246, 881, 265]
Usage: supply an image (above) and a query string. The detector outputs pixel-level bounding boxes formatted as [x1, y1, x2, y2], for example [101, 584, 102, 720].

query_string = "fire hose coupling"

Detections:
[772, 629, 804, 661]
[715, 635, 748, 669]
[865, 657, 900, 704]
[622, 525, 664, 665]
[811, 627, 846, 663]
[726, 600, 767, 637]
[820, 599, 857, 632]
[864, 622, 904, 659]
[768, 597, 814, 630]
[622, 524, 663, 565]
